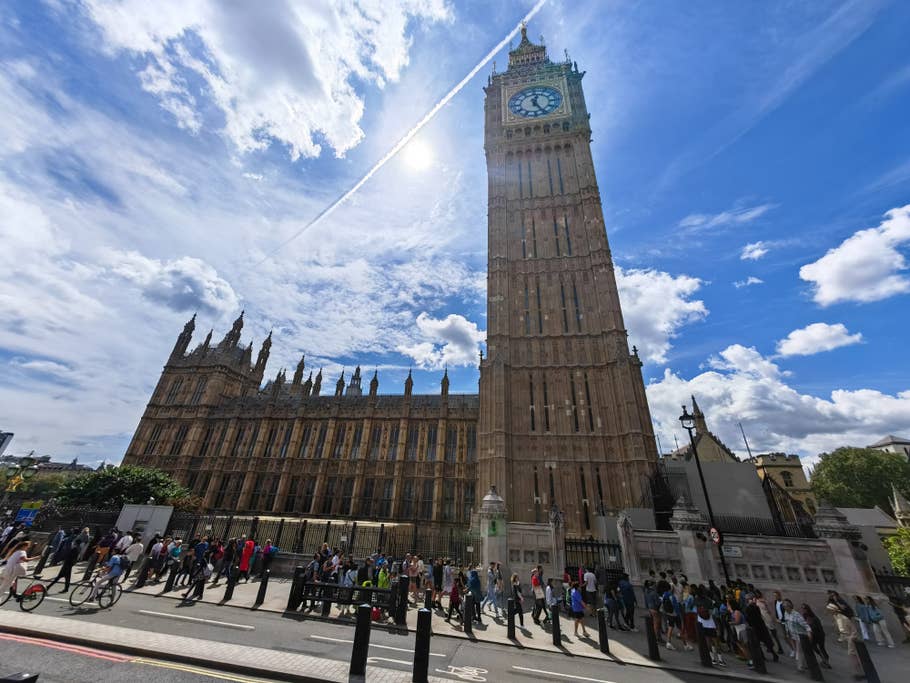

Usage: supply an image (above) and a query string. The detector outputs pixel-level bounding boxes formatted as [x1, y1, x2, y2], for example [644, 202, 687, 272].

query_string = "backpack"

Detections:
[661, 593, 675, 614]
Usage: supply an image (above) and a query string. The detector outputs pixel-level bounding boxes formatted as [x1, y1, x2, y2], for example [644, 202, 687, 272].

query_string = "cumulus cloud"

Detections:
[799, 205, 910, 306]
[678, 203, 773, 232]
[616, 267, 708, 364]
[647, 344, 910, 462]
[740, 241, 770, 260]
[733, 276, 764, 288]
[397, 312, 485, 370]
[104, 250, 239, 316]
[775, 322, 862, 357]
[81, 0, 452, 159]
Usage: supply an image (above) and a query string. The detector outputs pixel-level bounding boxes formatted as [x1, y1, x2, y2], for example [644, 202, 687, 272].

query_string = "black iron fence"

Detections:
[565, 537, 624, 579]
[875, 573, 910, 602]
[712, 513, 816, 539]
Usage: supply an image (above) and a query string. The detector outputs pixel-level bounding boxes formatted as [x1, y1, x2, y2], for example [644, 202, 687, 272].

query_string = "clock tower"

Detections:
[478, 25, 658, 536]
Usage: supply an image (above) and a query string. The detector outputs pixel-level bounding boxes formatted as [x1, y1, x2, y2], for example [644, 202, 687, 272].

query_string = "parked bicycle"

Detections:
[0, 576, 47, 612]
[69, 575, 122, 609]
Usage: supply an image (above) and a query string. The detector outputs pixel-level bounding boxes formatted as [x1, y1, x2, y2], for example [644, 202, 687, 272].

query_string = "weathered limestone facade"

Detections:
[124, 26, 658, 540]
[477, 27, 658, 533]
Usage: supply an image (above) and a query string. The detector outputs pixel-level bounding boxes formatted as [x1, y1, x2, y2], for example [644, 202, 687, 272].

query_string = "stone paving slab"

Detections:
[0, 610, 449, 683]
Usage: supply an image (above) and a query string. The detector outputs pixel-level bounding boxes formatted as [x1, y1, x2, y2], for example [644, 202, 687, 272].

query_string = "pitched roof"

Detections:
[867, 434, 910, 447]
[836, 506, 897, 529]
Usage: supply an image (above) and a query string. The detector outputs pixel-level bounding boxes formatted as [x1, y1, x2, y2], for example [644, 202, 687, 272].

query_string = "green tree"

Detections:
[20, 473, 67, 500]
[55, 465, 191, 509]
[885, 527, 910, 576]
[810, 447, 910, 512]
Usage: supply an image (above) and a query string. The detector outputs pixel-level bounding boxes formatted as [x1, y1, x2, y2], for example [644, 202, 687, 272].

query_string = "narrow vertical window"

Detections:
[198, 426, 214, 457]
[297, 424, 312, 458]
[314, 423, 327, 458]
[533, 466, 542, 523]
[531, 219, 538, 257]
[518, 161, 523, 199]
[572, 278, 582, 331]
[527, 160, 533, 197]
[466, 425, 476, 462]
[426, 425, 437, 461]
[560, 281, 569, 333]
[245, 424, 260, 457]
[523, 280, 531, 335]
[580, 467, 590, 529]
[529, 377, 536, 431]
[388, 424, 399, 460]
[557, 157, 564, 194]
[350, 423, 363, 459]
[263, 426, 277, 457]
[595, 466, 605, 512]
[553, 216, 561, 256]
[548, 466, 556, 503]
[570, 376, 580, 432]
[543, 379, 551, 431]
[535, 280, 543, 333]
[547, 157, 554, 195]
[521, 216, 527, 258]
[584, 373, 595, 432]
[564, 213, 572, 255]
[332, 423, 347, 458]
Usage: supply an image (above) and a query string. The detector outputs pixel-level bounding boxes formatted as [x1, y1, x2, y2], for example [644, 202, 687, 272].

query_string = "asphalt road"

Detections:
[0, 589, 730, 683]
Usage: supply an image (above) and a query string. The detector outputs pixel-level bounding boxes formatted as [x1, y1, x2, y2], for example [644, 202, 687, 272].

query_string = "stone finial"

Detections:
[480, 485, 506, 515]
[813, 500, 861, 540]
[441, 366, 449, 397]
[404, 368, 413, 397]
[335, 370, 345, 397]
[669, 492, 709, 531]
[369, 369, 379, 398]
[313, 368, 322, 396]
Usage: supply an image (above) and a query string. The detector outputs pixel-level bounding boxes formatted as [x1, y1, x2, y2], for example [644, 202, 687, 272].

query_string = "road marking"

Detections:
[367, 656, 411, 666]
[435, 665, 488, 681]
[133, 658, 275, 682]
[137, 609, 255, 630]
[0, 632, 131, 663]
[310, 633, 445, 657]
[512, 666, 617, 683]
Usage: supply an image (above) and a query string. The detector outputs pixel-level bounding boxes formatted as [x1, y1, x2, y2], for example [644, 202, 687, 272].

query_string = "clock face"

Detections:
[508, 86, 563, 119]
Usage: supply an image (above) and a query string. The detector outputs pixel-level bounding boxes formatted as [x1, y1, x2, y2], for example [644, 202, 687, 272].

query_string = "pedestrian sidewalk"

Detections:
[0, 610, 449, 683]
[129, 576, 909, 682]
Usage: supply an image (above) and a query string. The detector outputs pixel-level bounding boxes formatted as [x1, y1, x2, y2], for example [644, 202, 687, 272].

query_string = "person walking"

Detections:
[603, 580, 625, 630]
[531, 568, 547, 625]
[754, 590, 785, 655]
[826, 598, 864, 679]
[122, 536, 145, 582]
[570, 581, 590, 638]
[467, 568, 483, 624]
[618, 573, 637, 631]
[745, 593, 779, 662]
[445, 571, 463, 623]
[865, 596, 895, 647]
[801, 603, 832, 668]
[854, 595, 871, 641]
[238, 538, 255, 582]
[696, 586, 726, 667]
[644, 581, 662, 643]
[510, 572, 525, 628]
[45, 529, 79, 593]
[782, 599, 811, 672]
[481, 562, 500, 618]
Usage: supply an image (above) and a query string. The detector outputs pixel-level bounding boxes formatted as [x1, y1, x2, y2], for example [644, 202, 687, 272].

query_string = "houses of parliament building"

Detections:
[123, 26, 659, 539]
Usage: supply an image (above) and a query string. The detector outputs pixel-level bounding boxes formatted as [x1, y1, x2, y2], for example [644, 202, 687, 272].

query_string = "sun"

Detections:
[401, 138, 433, 171]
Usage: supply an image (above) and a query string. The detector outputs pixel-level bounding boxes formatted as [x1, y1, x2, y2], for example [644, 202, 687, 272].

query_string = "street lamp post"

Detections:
[1, 455, 39, 510]
[679, 403, 732, 587]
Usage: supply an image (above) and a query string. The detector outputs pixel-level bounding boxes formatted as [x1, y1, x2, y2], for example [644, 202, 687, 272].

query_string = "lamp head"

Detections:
[21, 465, 38, 481]
[679, 405, 696, 431]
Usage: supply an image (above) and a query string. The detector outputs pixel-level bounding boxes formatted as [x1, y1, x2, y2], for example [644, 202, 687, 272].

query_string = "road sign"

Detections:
[14, 506, 39, 527]
[709, 527, 721, 545]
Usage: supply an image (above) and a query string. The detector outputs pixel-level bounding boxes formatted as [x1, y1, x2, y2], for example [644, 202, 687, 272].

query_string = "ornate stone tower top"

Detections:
[508, 22, 547, 67]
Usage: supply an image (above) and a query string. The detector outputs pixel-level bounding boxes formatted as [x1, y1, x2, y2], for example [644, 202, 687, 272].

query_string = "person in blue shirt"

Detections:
[89, 554, 123, 601]
[570, 581, 590, 638]
[617, 573, 637, 631]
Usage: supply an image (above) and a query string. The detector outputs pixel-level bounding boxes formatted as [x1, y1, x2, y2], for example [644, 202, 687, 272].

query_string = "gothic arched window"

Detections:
[781, 471, 794, 488]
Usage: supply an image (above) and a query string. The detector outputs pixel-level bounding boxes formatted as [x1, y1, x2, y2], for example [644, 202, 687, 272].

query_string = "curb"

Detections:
[132, 588, 781, 683]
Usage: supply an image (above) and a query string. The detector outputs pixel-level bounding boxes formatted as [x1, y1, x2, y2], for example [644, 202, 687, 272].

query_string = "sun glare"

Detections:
[401, 138, 433, 171]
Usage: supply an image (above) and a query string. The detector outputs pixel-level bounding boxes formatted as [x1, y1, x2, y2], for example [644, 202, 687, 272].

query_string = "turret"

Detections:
[242, 341, 253, 368]
[292, 355, 305, 385]
[313, 369, 322, 396]
[170, 313, 196, 361]
[220, 310, 244, 348]
[404, 369, 413, 397]
[335, 370, 346, 397]
[254, 331, 272, 380]
[441, 367, 449, 397]
[346, 366, 363, 396]
[302, 371, 313, 397]
[271, 368, 285, 399]
[369, 370, 379, 398]
[691, 395, 708, 435]
[201, 329, 212, 355]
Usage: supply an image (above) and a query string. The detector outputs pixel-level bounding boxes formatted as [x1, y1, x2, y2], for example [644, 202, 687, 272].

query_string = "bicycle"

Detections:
[69, 575, 123, 609]
[0, 575, 47, 612]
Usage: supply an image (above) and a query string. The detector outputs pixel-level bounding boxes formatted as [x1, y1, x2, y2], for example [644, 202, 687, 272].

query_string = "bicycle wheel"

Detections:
[19, 583, 46, 612]
[0, 585, 13, 607]
[98, 583, 122, 609]
[69, 582, 93, 607]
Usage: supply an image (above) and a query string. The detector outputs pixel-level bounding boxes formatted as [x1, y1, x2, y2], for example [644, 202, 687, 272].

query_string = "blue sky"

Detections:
[1, 0, 909, 468]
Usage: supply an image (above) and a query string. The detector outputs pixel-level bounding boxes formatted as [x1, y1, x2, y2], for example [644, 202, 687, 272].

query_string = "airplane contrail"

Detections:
[255, 0, 549, 266]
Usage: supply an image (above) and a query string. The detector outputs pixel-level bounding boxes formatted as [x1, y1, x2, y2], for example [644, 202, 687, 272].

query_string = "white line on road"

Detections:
[512, 666, 617, 683]
[367, 656, 411, 666]
[310, 634, 445, 657]
[137, 610, 255, 631]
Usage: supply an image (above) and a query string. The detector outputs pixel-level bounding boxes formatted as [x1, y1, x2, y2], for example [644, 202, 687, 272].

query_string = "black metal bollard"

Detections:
[597, 608, 610, 654]
[33, 546, 50, 576]
[287, 566, 305, 611]
[551, 606, 562, 647]
[507, 597, 516, 639]
[799, 634, 824, 681]
[350, 603, 372, 678]
[81, 553, 99, 581]
[321, 584, 333, 617]
[395, 575, 410, 626]
[413, 608, 432, 683]
[253, 568, 270, 607]
[854, 640, 880, 683]
[134, 557, 150, 589]
[163, 562, 179, 593]
[424, 589, 433, 611]
[223, 566, 237, 602]
[695, 622, 713, 667]
[463, 594, 474, 637]
[746, 626, 766, 674]
[644, 614, 661, 661]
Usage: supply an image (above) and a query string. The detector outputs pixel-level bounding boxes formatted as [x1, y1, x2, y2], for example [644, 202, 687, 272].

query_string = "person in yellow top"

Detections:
[377, 565, 390, 589]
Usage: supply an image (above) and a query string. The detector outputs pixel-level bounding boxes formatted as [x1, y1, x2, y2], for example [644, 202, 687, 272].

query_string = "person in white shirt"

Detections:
[1, 541, 36, 597]
[583, 568, 597, 605]
[122, 540, 145, 581]
[114, 531, 134, 553]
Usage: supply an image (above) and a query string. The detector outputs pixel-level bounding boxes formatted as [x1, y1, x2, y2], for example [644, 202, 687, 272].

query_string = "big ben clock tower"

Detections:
[477, 24, 658, 537]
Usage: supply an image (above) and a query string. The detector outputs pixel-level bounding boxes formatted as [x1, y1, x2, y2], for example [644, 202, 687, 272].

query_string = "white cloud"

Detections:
[81, 0, 452, 159]
[775, 322, 862, 357]
[678, 203, 773, 232]
[616, 267, 708, 364]
[740, 241, 769, 260]
[799, 205, 910, 306]
[647, 344, 910, 462]
[9, 358, 72, 377]
[397, 312, 484, 370]
[733, 276, 764, 288]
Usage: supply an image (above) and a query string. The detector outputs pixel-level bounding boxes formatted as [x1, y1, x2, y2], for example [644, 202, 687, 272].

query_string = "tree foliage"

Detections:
[55, 465, 191, 509]
[810, 447, 910, 512]
[885, 527, 910, 576]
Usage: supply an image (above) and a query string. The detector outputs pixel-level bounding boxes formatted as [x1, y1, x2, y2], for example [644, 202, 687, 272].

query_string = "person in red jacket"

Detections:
[238, 539, 255, 582]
